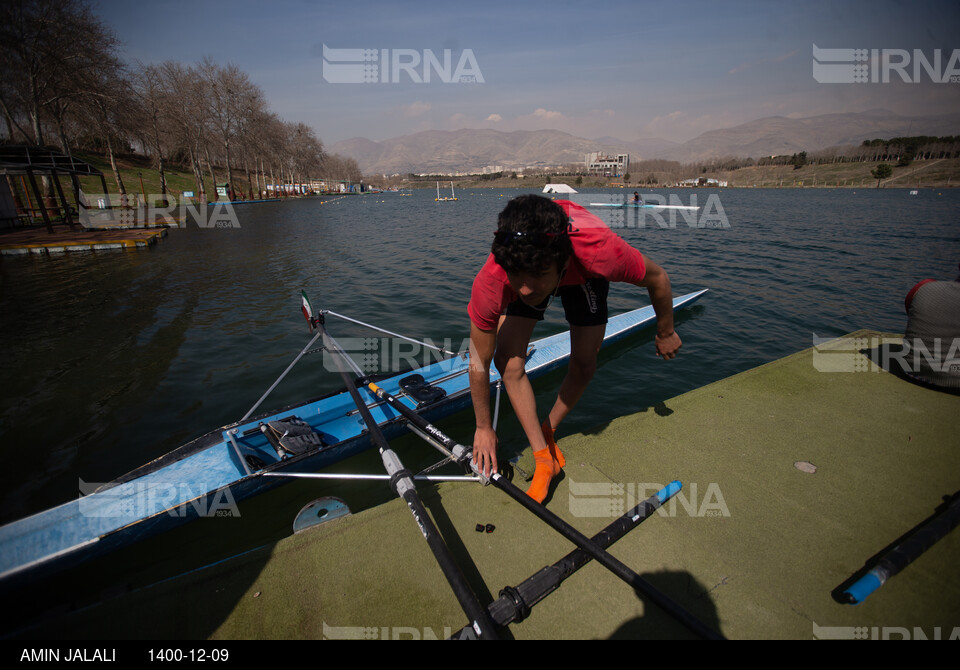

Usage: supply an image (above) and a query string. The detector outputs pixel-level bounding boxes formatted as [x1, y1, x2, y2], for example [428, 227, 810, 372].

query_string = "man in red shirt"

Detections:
[468, 195, 682, 503]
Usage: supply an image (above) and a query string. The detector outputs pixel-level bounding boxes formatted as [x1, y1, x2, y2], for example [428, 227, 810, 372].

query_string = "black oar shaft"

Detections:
[488, 484, 680, 629]
[367, 381, 470, 461]
[318, 325, 498, 640]
[367, 380, 723, 640]
[843, 494, 960, 604]
[489, 472, 724, 640]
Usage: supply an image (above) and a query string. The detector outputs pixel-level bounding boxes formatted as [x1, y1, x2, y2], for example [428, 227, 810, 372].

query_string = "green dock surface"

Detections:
[10, 331, 960, 640]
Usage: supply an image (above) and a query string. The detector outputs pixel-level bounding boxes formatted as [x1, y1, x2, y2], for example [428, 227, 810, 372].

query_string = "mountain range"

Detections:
[330, 110, 960, 176]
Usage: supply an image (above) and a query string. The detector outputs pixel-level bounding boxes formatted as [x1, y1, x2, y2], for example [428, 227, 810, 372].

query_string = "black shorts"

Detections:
[505, 278, 609, 327]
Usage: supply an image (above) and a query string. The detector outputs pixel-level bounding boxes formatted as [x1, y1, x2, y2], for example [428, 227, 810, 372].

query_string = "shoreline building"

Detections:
[585, 152, 629, 177]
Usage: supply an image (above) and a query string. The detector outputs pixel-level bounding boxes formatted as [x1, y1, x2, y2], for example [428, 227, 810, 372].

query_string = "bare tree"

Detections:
[76, 61, 138, 199]
[232, 87, 270, 199]
[323, 154, 363, 184]
[284, 122, 325, 190]
[0, 0, 121, 148]
[199, 58, 267, 198]
[0, 3, 337, 206]
[258, 113, 288, 195]
[132, 63, 173, 202]
[153, 61, 210, 199]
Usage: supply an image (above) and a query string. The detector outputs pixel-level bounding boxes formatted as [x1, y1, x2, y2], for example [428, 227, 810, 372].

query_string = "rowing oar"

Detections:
[489, 469, 722, 639]
[841, 493, 960, 605]
[450, 481, 683, 636]
[309, 310, 498, 640]
[363, 380, 725, 640]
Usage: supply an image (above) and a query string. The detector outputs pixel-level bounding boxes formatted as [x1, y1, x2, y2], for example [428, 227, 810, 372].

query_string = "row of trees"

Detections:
[392, 131, 960, 188]
[0, 0, 360, 202]
[472, 135, 960, 187]
[686, 137, 960, 175]
[857, 136, 960, 166]
[552, 137, 958, 187]
[750, 136, 960, 169]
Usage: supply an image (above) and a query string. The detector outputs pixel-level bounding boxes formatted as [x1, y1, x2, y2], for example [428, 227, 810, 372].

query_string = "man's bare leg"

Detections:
[546, 323, 606, 431]
[493, 315, 547, 454]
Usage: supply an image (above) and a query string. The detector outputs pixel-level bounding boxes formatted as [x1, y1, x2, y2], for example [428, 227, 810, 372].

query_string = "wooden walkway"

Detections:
[0, 225, 167, 255]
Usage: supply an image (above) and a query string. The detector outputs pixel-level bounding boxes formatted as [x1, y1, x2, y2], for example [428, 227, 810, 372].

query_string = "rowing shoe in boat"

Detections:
[0, 289, 708, 588]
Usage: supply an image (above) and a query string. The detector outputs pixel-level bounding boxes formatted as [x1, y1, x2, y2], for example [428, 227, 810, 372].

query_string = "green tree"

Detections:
[897, 143, 917, 167]
[870, 163, 893, 188]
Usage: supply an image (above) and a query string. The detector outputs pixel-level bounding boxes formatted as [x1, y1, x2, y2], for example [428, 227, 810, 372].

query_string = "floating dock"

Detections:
[0, 226, 166, 255]
[6, 330, 959, 640]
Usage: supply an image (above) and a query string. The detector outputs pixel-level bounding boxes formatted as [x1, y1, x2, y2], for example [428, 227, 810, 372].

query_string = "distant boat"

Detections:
[543, 183, 578, 194]
[589, 202, 700, 211]
[910, 190, 919, 195]
[436, 181, 457, 201]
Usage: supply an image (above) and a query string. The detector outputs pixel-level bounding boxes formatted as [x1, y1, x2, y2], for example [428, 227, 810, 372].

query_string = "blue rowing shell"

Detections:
[589, 202, 700, 210]
[0, 290, 707, 586]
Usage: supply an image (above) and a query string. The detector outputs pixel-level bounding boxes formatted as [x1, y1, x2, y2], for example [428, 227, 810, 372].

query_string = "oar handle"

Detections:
[842, 495, 960, 605]
[843, 569, 886, 604]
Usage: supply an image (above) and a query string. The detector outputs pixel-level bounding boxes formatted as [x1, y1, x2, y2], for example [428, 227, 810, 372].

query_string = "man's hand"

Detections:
[472, 425, 498, 477]
[469, 323, 500, 477]
[655, 330, 682, 360]
[636, 257, 681, 361]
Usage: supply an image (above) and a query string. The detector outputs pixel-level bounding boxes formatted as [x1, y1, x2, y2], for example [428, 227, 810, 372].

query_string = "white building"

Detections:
[585, 152, 629, 176]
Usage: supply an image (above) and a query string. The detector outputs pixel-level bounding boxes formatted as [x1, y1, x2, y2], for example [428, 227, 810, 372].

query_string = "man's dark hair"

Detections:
[491, 195, 573, 275]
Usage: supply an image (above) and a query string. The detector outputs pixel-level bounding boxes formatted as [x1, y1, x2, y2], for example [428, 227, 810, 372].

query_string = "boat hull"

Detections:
[589, 202, 700, 211]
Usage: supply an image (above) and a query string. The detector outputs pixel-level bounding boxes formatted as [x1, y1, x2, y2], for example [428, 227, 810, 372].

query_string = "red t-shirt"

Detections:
[468, 200, 647, 330]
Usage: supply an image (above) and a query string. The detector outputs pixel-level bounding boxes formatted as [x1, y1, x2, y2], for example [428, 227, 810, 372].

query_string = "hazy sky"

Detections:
[96, 0, 960, 146]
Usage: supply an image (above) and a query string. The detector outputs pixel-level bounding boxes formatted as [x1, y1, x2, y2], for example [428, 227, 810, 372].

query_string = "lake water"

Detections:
[1, 187, 958, 532]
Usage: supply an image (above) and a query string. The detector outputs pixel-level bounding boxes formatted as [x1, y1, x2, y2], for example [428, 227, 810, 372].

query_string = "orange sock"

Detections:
[526, 420, 566, 503]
